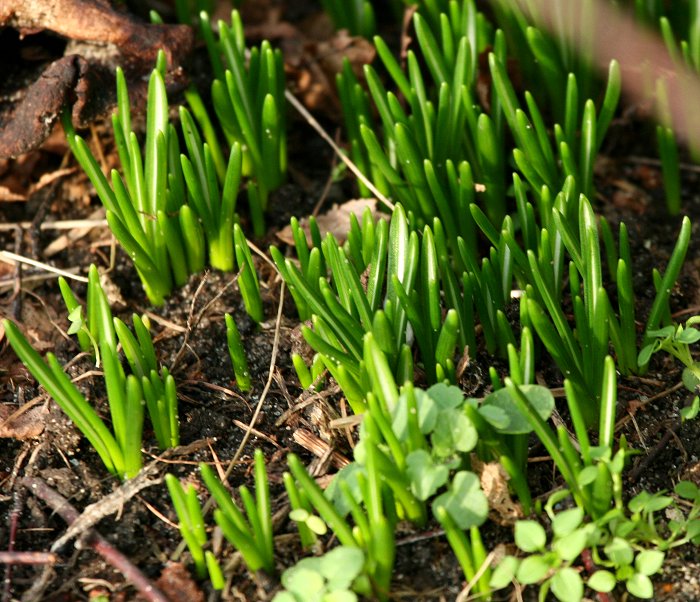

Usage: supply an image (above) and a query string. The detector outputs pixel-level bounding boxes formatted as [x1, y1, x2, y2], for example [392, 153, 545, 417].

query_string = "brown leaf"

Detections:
[0, 402, 47, 440]
[156, 562, 205, 602]
[0, 185, 26, 202]
[475, 459, 522, 526]
[276, 198, 383, 246]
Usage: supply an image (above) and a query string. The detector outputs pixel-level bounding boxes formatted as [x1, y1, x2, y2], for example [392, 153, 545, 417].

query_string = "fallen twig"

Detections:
[21, 476, 169, 602]
[49, 463, 161, 552]
[0, 552, 57, 565]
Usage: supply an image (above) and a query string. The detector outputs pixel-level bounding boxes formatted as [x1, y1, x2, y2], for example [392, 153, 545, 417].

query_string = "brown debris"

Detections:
[155, 562, 206, 602]
[475, 459, 523, 527]
[276, 198, 383, 246]
[0, 0, 194, 159]
[0, 401, 47, 440]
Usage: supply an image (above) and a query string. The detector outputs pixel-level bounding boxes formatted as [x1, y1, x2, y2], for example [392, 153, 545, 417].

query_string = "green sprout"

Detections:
[200, 449, 274, 574]
[64, 52, 265, 310]
[4, 267, 147, 478]
[203, 9, 287, 236]
[63, 56, 180, 306]
[225, 313, 251, 391]
[320, 0, 375, 37]
[165, 474, 224, 589]
[5, 264, 181, 479]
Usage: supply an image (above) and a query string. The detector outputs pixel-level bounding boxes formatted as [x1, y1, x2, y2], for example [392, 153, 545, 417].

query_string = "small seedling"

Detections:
[272, 546, 367, 602]
[225, 313, 251, 391]
[204, 9, 287, 236]
[165, 474, 224, 589]
[200, 449, 274, 574]
[491, 482, 700, 601]
[639, 316, 700, 392]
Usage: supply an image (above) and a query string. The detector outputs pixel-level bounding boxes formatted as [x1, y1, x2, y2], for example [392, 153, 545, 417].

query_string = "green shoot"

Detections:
[225, 313, 251, 391]
[200, 449, 274, 574]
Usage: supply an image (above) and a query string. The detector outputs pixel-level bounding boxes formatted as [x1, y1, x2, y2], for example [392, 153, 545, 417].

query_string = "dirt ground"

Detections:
[2, 1, 700, 601]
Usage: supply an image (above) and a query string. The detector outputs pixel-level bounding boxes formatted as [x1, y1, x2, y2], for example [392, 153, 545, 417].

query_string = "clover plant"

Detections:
[491, 481, 700, 601]
[272, 546, 368, 602]
[639, 316, 700, 398]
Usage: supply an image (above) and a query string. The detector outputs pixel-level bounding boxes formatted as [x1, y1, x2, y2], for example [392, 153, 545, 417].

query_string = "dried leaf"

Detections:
[0, 403, 47, 440]
[156, 562, 205, 602]
[0, 185, 26, 202]
[476, 458, 522, 526]
[276, 198, 384, 246]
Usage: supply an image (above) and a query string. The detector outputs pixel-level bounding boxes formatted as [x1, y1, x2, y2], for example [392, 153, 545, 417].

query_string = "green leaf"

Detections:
[577, 465, 598, 487]
[674, 480, 699, 500]
[324, 592, 357, 602]
[604, 537, 633, 566]
[551, 567, 583, 602]
[489, 556, 519, 589]
[282, 563, 325, 597]
[320, 546, 365, 589]
[515, 520, 547, 552]
[681, 395, 700, 420]
[432, 471, 487, 530]
[629, 491, 673, 514]
[553, 528, 588, 562]
[482, 385, 555, 434]
[515, 554, 550, 584]
[406, 450, 449, 501]
[426, 383, 465, 409]
[682, 366, 700, 392]
[551, 507, 584, 538]
[431, 408, 477, 456]
[67, 306, 85, 335]
[635, 550, 665, 576]
[626, 573, 654, 599]
[587, 569, 617, 593]
[477, 404, 509, 429]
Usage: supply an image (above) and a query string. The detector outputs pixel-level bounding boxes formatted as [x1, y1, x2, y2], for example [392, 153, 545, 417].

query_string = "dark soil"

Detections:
[2, 2, 700, 602]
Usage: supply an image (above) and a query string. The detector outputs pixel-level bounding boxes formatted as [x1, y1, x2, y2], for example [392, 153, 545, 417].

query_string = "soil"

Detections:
[2, 2, 700, 602]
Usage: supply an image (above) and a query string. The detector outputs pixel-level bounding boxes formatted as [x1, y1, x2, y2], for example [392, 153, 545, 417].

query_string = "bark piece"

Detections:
[0, 0, 193, 158]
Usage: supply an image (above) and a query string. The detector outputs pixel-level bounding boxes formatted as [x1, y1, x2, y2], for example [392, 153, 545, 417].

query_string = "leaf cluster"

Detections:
[4, 266, 178, 478]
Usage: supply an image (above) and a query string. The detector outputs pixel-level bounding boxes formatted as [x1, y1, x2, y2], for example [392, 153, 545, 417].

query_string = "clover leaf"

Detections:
[432, 471, 487, 530]
[406, 450, 450, 501]
[481, 385, 555, 434]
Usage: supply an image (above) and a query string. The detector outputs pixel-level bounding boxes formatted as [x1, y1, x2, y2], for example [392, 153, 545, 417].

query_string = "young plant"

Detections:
[165, 474, 224, 589]
[199, 449, 274, 574]
[272, 546, 368, 602]
[286, 452, 393, 600]
[59, 269, 179, 450]
[64, 52, 261, 308]
[320, 0, 375, 37]
[3, 266, 147, 478]
[273, 205, 479, 400]
[498, 356, 626, 520]
[204, 9, 287, 235]
[490, 482, 700, 601]
[639, 315, 700, 419]
[225, 313, 251, 391]
[179, 108, 243, 271]
[63, 55, 183, 306]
